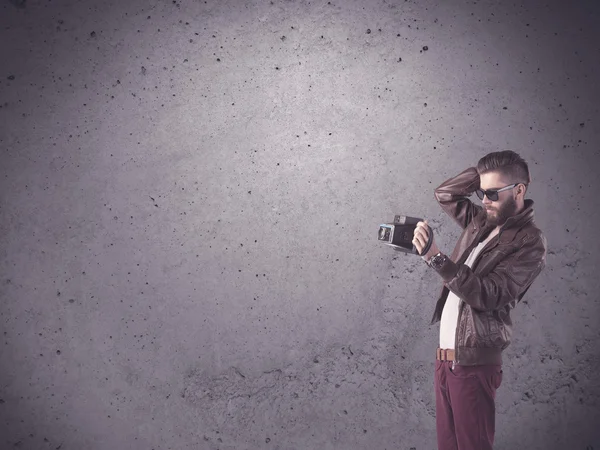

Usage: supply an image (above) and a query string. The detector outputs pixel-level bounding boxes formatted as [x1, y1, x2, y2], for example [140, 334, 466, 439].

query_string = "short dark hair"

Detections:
[477, 150, 530, 192]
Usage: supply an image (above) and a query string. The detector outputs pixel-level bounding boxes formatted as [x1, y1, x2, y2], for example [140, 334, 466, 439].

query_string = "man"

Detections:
[411, 150, 547, 450]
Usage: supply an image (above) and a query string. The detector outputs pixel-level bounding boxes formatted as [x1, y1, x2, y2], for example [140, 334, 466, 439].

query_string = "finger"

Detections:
[414, 239, 422, 254]
[412, 237, 420, 249]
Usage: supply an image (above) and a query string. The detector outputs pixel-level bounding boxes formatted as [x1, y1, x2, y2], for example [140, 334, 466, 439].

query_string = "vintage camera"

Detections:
[378, 215, 433, 255]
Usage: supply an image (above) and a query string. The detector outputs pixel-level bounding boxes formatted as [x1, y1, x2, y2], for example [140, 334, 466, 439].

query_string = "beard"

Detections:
[485, 197, 518, 227]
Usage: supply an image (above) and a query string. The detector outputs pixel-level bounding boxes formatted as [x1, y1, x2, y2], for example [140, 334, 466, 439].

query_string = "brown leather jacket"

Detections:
[429, 167, 547, 366]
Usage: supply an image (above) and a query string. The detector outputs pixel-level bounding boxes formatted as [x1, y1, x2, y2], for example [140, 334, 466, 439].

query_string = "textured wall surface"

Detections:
[1, 0, 599, 449]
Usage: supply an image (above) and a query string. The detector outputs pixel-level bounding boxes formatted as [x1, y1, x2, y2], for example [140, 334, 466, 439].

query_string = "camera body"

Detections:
[378, 215, 432, 255]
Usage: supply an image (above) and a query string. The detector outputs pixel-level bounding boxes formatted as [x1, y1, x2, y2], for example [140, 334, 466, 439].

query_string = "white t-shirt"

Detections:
[439, 229, 498, 349]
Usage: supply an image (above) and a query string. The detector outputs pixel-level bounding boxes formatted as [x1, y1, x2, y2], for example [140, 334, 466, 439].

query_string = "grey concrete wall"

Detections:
[1, 0, 599, 448]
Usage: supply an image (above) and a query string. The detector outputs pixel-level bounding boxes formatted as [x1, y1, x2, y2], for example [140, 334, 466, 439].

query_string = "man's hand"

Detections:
[412, 220, 441, 262]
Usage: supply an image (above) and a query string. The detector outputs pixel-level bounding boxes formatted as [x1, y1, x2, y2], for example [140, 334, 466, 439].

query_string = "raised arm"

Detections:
[434, 166, 484, 230]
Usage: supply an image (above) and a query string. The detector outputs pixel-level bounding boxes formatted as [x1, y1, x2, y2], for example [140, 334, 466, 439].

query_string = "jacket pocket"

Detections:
[487, 312, 501, 337]
[467, 309, 505, 348]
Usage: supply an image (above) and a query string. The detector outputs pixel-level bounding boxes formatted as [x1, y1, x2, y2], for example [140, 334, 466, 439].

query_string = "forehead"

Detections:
[479, 171, 508, 189]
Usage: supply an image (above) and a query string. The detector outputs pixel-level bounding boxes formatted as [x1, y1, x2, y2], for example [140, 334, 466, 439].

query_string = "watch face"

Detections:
[432, 255, 445, 268]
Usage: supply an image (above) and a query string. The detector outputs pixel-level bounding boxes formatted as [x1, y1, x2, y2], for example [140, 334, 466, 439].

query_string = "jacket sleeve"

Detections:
[433, 166, 484, 230]
[438, 233, 547, 311]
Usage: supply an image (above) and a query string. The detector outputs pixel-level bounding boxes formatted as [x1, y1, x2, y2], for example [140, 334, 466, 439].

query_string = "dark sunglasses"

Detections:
[475, 183, 518, 201]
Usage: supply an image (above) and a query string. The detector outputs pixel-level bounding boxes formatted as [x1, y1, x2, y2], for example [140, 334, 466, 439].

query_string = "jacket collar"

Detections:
[478, 198, 535, 243]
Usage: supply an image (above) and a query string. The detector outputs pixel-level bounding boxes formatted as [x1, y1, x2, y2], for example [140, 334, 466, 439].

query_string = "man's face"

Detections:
[479, 171, 521, 228]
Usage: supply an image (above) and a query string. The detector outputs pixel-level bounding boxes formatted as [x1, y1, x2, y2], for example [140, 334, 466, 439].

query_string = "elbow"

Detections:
[433, 189, 445, 203]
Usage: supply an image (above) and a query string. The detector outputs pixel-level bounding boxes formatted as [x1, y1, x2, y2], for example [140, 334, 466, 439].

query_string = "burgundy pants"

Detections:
[435, 359, 503, 450]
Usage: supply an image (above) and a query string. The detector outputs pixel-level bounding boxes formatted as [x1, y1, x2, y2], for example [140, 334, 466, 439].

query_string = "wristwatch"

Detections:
[428, 252, 448, 270]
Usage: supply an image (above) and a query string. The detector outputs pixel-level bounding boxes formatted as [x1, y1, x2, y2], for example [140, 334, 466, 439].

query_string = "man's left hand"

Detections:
[412, 220, 441, 263]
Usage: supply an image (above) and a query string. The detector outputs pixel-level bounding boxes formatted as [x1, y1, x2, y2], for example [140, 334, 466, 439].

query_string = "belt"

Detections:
[436, 348, 455, 361]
